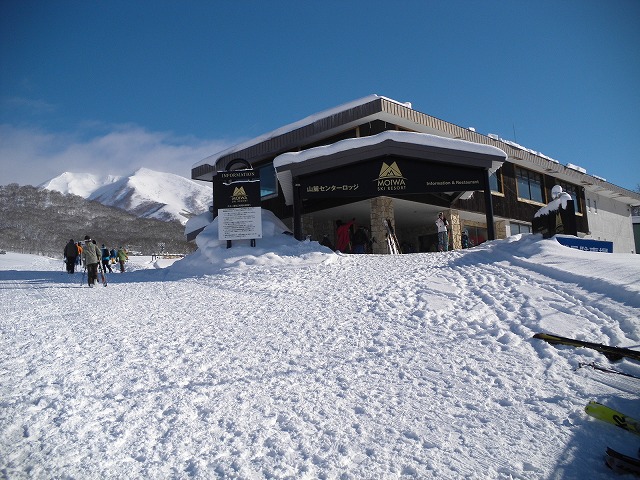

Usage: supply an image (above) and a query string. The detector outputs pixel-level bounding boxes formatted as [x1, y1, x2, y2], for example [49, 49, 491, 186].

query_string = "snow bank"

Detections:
[171, 209, 336, 274]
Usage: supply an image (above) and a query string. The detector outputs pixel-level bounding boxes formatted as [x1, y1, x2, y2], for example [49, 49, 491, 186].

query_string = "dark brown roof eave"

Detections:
[191, 97, 389, 182]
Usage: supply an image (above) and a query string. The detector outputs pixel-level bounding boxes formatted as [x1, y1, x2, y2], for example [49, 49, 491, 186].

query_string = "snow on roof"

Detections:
[274, 131, 507, 206]
[566, 163, 587, 174]
[273, 130, 507, 169]
[500, 139, 560, 164]
[192, 94, 410, 170]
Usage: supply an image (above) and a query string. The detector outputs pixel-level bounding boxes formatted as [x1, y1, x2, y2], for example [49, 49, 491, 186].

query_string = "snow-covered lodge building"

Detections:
[192, 95, 640, 254]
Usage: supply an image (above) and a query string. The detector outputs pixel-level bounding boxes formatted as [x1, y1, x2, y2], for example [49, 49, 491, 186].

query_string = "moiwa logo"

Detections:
[231, 186, 249, 203]
[375, 161, 407, 191]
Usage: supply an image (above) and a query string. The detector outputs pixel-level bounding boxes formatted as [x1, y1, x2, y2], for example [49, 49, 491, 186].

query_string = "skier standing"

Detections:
[435, 212, 449, 252]
[63, 239, 78, 274]
[82, 236, 101, 287]
[75, 242, 83, 267]
[101, 244, 113, 273]
[461, 229, 470, 249]
[117, 246, 128, 273]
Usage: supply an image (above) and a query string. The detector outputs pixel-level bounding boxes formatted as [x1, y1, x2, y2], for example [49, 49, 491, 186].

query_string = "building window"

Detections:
[593, 200, 597, 213]
[516, 167, 544, 203]
[587, 198, 591, 212]
[557, 181, 582, 214]
[489, 168, 503, 194]
[511, 223, 532, 235]
[259, 163, 277, 198]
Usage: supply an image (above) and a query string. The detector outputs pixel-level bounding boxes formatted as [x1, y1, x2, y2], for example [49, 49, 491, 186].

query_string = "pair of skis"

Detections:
[534, 333, 640, 475]
[533, 332, 640, 363]
[383, 218, 401, 255]
[98, 263, 108, 287]
[585, 401, 640, 476]
[606, 447, 640, 476]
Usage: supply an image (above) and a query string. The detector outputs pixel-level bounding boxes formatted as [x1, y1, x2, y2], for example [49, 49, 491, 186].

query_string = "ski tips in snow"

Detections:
[585, 401, 640, 436]
[538, 333, 640, 475]
[605, 447, 640, 476]
[533, 332, 640, 363]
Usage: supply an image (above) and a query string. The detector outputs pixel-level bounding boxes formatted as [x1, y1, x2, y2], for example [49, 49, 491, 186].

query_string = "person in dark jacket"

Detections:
[64, 239, 78, 273]
[319, 234, 335, 251]
[352, 226, 369, 254]
[101, 244, 113, 273]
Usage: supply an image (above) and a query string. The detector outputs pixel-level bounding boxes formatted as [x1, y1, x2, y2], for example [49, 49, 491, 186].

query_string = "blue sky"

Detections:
[1, 0, 639, 191]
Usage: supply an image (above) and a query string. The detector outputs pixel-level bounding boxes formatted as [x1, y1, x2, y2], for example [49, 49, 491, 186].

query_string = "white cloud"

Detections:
[0, 123, 236, 186]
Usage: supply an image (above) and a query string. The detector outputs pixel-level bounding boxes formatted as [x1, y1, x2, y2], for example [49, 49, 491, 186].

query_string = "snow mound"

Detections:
[462, 234, 640, 307]
[171, 209, 336, 274]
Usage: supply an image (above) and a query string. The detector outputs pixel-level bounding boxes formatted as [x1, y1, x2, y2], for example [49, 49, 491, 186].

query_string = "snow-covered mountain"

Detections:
[39, 168, 212, 225]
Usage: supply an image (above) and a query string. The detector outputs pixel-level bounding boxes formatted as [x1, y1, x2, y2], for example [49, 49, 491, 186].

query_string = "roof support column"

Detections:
[293, 177, 303, 240]
[484, 170, 496, 241]
[370, 196, 394, 254]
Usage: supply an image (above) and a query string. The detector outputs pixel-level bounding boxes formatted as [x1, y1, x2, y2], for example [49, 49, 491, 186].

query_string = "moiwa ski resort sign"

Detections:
[299, 156, 485, 199]
[214, 165, 262, 244]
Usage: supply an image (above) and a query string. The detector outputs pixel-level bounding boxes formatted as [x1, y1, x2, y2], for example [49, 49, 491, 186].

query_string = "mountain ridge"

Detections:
[0, 184, 196, 257]
[39, 168, 212, 225]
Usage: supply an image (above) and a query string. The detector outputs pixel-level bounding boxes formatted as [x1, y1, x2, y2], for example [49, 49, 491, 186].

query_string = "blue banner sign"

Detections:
[556, 236, 613, 253]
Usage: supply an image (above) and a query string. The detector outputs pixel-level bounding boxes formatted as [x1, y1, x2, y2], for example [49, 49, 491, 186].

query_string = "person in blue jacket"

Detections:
[101, 244, 113, 273]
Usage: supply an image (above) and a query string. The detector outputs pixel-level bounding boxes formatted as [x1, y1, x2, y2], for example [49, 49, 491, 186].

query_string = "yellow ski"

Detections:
[585, 401, 640, 436]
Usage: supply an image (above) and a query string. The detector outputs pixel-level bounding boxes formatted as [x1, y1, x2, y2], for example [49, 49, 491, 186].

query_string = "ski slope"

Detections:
[1, 233, 639, 479]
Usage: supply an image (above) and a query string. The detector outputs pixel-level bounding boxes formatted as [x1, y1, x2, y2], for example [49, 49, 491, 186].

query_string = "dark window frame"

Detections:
[515, 167, 545, 204]
[556, 181, 583, 214]
[258, 162, 278, 199]
[488, 167, 504, 194]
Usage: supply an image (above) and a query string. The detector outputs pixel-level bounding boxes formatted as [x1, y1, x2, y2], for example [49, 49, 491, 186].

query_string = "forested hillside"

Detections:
[0, 184, 197, 257]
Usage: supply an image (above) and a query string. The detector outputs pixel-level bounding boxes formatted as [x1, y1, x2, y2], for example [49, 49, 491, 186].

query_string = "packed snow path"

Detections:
[1, 236, 639, 479]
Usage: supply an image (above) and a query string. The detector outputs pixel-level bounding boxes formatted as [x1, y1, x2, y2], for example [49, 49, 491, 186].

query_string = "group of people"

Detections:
[63, 237, 129, 287]
[321, 213, 453, 254]
[436, 212, 472, 251]
[320, 219, 372, 254]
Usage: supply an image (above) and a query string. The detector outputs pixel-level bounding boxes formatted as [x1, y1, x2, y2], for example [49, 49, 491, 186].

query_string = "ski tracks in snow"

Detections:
[1, 248, 638, 479]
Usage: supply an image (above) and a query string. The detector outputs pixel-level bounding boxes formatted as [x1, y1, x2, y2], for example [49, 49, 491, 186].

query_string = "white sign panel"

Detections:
[218, 207, 263, 241]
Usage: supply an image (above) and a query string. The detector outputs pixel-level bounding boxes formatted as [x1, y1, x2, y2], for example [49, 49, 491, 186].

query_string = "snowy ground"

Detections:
[1, 231, 639, 479]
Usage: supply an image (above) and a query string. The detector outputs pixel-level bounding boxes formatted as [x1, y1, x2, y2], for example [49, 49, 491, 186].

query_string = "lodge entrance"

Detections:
[273, 131, 507, 253]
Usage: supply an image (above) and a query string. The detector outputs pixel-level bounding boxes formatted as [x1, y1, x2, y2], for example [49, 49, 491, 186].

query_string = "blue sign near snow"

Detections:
[555, 236, 613, 253]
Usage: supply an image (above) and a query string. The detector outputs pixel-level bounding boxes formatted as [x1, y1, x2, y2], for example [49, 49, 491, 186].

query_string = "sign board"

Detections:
[218, 207, 262, 240]
[214, 168, 262, 242]
[299, 156, 486, 199]
[556, 236, 613, 253]
[214, 169, 261, 209]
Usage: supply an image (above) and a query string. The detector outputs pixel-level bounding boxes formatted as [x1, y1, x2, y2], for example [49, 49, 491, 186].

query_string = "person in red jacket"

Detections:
[335, 219, 355, 253]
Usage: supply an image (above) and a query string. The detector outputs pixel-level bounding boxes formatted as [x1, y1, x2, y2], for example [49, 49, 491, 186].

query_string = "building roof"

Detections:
[192, 95, 640, 206]
[274, 131, 507, 205]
